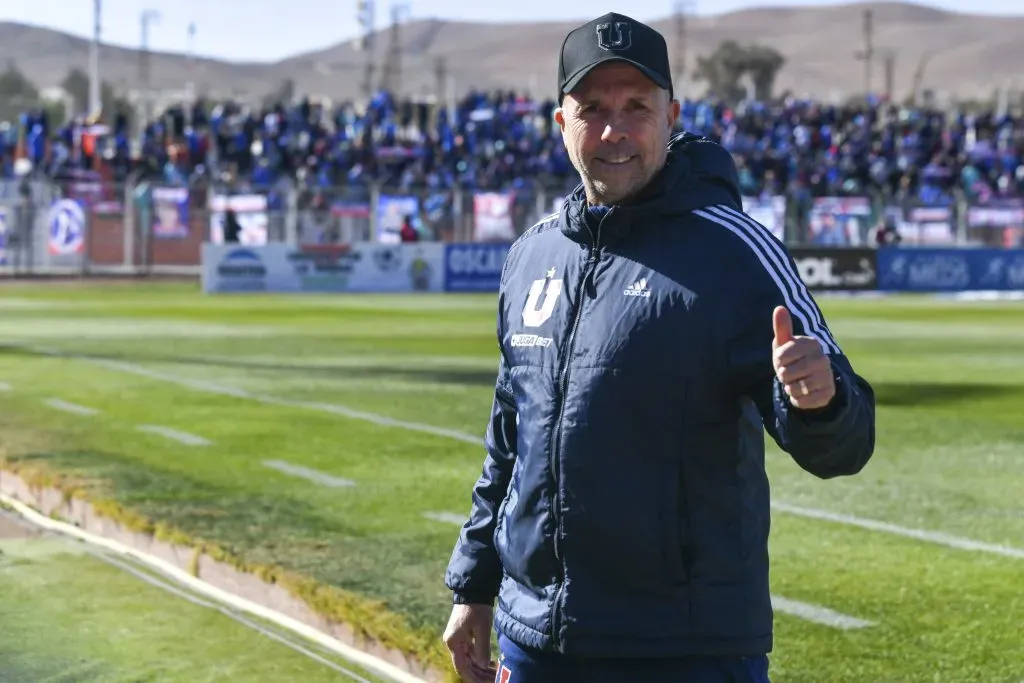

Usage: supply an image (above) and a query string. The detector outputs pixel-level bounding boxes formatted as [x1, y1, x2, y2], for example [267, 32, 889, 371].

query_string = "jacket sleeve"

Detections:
[724, 243, 876, 480]
[444, 310, 517, 605]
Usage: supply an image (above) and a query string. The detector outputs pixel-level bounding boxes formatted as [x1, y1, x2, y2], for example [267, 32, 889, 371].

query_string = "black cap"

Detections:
[558, 12, 673, 103]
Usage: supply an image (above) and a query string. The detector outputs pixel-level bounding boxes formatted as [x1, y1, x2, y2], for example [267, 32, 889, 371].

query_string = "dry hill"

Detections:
[2, 1, 1021, 106]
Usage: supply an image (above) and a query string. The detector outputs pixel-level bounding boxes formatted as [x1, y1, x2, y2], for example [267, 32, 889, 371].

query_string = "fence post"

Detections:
[123, 179, 135, 271]
[285, 181, 298, 245]
[535, 185, 547, 228]
[453, 186, 467, 243]
[956, 195, 968, 245]
[369, 183, 380, 242]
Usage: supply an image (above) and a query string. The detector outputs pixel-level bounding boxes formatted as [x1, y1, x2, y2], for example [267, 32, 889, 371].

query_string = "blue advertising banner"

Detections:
[443, 243, 511, 292]
[877, 248, 1024, 292]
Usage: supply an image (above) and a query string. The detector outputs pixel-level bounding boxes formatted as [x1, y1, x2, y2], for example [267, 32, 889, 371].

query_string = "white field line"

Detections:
[421, 510, 874, 630]
[770, 596, 875, 630]
[53, 351, 482, 446]
[44, 398, 100, 416]
[135, 425, 211, 447]
[0, 381, 11, 391]
[263, 460, 356, 488]
[771, 502, 1024, 560]
[0, 490, 427, 683]
[422, 511, 467, 525]
[85, 549, 376, 682]
[37, 345, 1024, 561]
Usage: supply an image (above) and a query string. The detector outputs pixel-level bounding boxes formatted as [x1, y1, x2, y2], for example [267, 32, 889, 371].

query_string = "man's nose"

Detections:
[600, 114, 630, 143]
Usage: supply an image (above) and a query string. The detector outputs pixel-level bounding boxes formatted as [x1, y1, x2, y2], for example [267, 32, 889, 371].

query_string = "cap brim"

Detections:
[561, 57, 672, 99]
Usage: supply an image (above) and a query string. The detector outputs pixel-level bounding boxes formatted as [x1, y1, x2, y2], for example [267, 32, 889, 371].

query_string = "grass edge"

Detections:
[0, 457, 458, 683]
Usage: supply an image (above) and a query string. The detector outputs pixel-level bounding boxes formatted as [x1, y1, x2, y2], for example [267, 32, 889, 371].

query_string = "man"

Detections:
[443, 12, 876, 683]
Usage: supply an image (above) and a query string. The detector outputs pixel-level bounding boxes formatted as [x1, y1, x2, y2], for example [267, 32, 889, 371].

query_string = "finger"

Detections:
[471, 630, 491, 672]
[470, 660, 498, 683]
[772, 306, 794, 347]
[449, 646, 475, 682]
[774, 338, 823, 368]
[782, 367, 831, 396]
[786, 385, 835, 410]
[777, 356, 830, 385]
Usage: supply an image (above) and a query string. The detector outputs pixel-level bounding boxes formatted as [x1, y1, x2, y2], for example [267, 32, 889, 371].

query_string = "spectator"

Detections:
[3, 90, 1021, 209]
[223, 207, 242, 243]
[399, 214, 418, 243]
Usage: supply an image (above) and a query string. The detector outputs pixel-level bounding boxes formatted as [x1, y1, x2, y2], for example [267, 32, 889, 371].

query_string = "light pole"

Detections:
[89, 0, 102, 117]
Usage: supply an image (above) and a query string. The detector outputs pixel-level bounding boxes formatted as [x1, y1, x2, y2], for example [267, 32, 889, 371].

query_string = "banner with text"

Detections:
[209, 194, 269, 245]
[152, 187, 190, 239]
[877, 248, 1024, 292]
[808, 196, 873, 246]
[376, 194, 420, 244]
[443, 243, 511, 292]
[473, 192, 517, 242]
[789, 247, 878, 291]
[742, 195, 786, 241]
[0, 206, 7, 266]
[201, 242, 444, 294]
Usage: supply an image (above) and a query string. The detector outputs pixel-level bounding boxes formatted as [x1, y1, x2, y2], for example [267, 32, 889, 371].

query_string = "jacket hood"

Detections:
[559, 131, 743, 245]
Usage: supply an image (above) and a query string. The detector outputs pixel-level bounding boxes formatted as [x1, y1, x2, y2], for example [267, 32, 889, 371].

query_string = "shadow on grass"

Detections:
[6, 345, 1023, 403]
[871, 381, 1024, 407]
[0, 344, 498, 388]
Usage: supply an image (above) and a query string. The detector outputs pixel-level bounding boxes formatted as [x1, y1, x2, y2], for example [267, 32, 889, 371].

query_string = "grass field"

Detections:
[0, 511, 390, 683]
[0, 281, 1022, 682]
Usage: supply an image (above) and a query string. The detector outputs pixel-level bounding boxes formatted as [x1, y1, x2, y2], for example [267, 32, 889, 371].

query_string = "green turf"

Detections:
[0, 283, 1022, 682]
[0, 529, 389, 683]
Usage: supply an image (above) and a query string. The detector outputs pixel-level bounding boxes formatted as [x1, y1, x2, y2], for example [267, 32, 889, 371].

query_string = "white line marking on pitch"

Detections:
[135, 425, 211, 447]
[44, 398, 100, 416]
[85, 550, 376, 682]
[41, 345, 1024, 561]
[0, 382, 11, 391]
[420, 510, 874, 629]
[422, 511, 466, 525]
[770, 596, 875, 630]
[74, 354, 481, 446]
[263, 460, 355, 488]
[0, 491, 426, 683]
[771, 502, 1024, 560]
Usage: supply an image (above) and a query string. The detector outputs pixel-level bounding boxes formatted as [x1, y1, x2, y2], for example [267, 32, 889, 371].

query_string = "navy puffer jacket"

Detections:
[445, 132, 875, 658]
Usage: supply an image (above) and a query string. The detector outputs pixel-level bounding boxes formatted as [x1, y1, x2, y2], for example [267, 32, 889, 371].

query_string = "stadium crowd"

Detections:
[2, 89, 1023, 207]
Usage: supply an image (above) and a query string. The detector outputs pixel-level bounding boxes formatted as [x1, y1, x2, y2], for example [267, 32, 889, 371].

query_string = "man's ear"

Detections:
[554, 107, 566, 132]
[668, 96, 681, 129]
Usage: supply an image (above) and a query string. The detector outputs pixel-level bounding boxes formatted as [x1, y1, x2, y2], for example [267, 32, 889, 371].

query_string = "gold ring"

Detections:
[799, 380, 809, 396]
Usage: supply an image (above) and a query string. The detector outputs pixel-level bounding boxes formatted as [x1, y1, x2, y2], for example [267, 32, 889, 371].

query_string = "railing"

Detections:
[1, 175, 1021, 276]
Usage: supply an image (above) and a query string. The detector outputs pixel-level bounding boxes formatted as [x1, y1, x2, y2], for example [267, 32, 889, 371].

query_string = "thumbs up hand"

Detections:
[772, 306, 836, 410]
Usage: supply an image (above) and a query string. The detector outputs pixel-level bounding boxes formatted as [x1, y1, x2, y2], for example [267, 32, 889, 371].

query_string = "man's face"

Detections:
[555, 62, 680, 206]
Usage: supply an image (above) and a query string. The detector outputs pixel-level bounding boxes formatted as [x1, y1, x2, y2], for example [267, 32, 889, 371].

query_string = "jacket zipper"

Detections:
[548, 211, 607, 652]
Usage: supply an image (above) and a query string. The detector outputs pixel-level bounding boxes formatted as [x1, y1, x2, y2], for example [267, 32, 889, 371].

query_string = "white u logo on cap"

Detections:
[596, 22, 632, 51]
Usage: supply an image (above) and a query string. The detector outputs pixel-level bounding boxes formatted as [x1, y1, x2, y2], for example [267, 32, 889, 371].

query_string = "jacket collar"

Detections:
[558, 131, 744, 248]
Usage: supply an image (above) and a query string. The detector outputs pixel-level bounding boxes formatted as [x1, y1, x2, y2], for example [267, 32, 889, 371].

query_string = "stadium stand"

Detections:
[5, 91, 1023, 197]
[2, 90, 1022, 248]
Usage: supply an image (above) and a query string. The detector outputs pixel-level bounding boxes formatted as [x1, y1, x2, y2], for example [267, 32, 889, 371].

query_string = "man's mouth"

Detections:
[595, 154, 637, 166]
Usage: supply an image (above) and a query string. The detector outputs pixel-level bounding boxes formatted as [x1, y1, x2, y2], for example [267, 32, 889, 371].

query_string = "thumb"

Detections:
[772, 306, 794, 346]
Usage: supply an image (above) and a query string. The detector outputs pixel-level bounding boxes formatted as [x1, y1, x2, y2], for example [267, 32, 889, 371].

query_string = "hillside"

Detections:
[2, 1, 1022, 105]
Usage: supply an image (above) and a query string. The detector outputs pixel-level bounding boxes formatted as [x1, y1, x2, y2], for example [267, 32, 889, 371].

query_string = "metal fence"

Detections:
[1, 175, 1021, 277]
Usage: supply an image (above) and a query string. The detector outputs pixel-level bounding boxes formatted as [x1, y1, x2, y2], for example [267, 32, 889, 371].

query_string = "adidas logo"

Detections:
[623, 278, 651, 298]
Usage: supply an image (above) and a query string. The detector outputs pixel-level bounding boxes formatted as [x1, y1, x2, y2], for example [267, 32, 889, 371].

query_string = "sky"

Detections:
[2, 0, 1022, 63]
